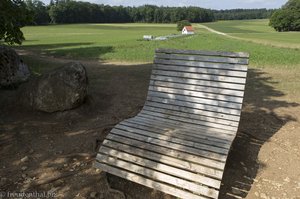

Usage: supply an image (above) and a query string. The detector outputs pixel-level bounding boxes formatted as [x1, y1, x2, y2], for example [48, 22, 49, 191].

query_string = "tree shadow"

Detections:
[15, 43, 114, 60]
[219, 68, 298, 198]
[49, 46, 114, 59]
[0, 60, 152, 199]
[15, 42, 94, 50]
[1, 51, 298, 199]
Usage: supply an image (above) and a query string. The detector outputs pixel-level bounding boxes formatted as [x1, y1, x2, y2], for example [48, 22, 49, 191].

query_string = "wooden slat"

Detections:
[147, 96, 242, 116]
[120, 120, 231, 149]
[97, 154, 219, 198]
[152, 70, 246, 84]
[150, 80, 245, 97]
[140, 110, 238, 132]
[99, 146, 221, 188]
[102, 139, 224, 179]
[154, 59, 247, 72]
[151, 75, 246, 90]
[148, 91, 242, 110]
[137, 113, 236, 136]
[156, 48, 249, 59]
[115, 123, 230, 154]
[127, 116, 234, 143]
[155, 53, 248, 65]
[152, 70, 246, 86]
[142, 106, 239, 127]
[153, 64, 247, 78]
[106, 134, 226, 170]
[127, 117, 233, 144]
[144, 101, 240, 121]
[111, 128, 227, 161]
[94, 162, 211, 199]
[149, 85, 243, 103]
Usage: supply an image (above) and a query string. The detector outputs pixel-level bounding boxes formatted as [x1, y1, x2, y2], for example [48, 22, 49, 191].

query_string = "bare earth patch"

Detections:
[0, 51, 299, 199]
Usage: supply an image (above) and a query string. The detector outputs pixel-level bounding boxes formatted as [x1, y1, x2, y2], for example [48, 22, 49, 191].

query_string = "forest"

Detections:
[25, 0, 275, 25]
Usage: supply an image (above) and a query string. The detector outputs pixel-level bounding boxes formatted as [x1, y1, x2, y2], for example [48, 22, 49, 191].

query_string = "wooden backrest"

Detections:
[143, 48, 249, 136]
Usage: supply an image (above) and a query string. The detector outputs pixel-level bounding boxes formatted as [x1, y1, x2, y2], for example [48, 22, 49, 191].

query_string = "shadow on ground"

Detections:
[15, 43, 114, 60]
[0, 52, 298, 199]
[0, 57, 152, 199]
[219, 68, 298, 198]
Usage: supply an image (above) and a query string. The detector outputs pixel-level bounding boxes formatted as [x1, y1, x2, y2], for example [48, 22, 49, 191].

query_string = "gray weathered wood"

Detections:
[111, 128, 227, 161]
[95, 48, 249, 199]
[142, 106, 239, 127]
[115, 123, 230, 153]
[153, 64, 247, 78]
[150, 80, 245, 97]
[120, 120, 231, 149]
[154, 59, 247, 71]
[137, 112, 236, 136]
[94, 162, 212, 199]
[106, 134, 226, 170]
[147, 91, 243, 110]
[155, 53, 248, 65]
[140, 110, 238, 132]
[144, 101, 241, 121]
[99, 146, 221, 188]
[149, 85, 244, 103]
[97, 154, 219, 198]
[102, 139, 224, 179]
[147, 96, 242, 116]
[151, 75, 246, 90]
[152, 69, 246, 84]
[127, 116, 235, 142]
[156, 48, 249, 58]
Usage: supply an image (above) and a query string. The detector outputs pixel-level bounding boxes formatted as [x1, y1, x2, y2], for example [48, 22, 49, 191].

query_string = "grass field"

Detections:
[203, 19, 300, 48]
[17, 22, 300, 68]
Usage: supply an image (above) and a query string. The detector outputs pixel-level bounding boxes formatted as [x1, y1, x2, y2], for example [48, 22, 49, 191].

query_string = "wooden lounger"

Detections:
[94, 48, 249, 199]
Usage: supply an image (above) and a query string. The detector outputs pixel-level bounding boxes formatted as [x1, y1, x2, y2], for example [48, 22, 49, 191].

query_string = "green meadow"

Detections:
[17, 21, 300, 68]
[204, 19, 300, 48]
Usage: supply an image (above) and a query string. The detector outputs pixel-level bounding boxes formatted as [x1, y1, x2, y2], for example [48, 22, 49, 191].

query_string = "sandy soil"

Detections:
[0, 51, 299, 199]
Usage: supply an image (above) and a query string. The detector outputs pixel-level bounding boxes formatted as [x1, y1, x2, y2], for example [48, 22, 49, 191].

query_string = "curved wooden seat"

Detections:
[95, 48, 249, 199]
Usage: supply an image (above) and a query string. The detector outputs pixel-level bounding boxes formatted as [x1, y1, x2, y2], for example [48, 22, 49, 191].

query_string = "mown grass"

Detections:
[203, 19, 300, 48]
[16, 22, 300, 68]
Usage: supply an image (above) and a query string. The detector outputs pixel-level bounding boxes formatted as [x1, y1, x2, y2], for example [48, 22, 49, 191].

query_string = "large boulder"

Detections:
[22, 62, 88, 112]
[0, 46, 30, 87]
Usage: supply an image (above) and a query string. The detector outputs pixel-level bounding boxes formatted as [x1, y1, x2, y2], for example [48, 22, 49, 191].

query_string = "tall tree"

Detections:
[25, 0, 50, 25]
[0, 0, 32, 44]
[269, 0, 300, 31]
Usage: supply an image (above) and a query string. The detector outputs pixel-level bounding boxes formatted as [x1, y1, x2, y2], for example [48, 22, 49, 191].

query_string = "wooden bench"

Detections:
[94, 48, 249, 199]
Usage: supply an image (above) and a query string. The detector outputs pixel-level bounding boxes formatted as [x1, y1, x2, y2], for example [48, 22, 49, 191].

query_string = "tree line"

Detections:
[213, 9, 276, 20]
[0, 0, 287, 45]
[25, 0, 276, 25]
[27, 0, 214, 24]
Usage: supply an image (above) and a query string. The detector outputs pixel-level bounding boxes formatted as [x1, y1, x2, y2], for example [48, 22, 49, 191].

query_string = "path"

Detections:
[198, 24, 229, 36]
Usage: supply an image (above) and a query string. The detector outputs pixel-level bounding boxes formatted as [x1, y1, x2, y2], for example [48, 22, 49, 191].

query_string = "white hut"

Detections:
[182, 26, 195, 35]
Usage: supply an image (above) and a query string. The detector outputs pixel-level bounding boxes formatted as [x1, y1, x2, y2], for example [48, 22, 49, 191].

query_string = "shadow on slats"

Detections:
[96, 50, 298, 199]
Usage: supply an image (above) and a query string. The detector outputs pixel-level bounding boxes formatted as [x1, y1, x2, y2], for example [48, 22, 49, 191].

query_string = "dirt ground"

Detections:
[0, 51, 299, 199]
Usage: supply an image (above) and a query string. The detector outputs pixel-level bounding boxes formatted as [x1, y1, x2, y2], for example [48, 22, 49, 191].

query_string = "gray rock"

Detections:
[21, 62, 88, 112]
[0, 46, 30, 87]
